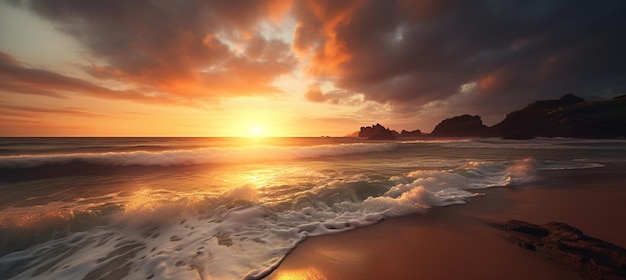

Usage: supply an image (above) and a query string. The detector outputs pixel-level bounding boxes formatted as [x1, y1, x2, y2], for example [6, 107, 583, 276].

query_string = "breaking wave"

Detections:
[0, 157, 556, 279]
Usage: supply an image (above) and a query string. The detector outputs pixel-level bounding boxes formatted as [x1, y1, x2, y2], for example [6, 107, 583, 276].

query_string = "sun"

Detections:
[251, 124, 265, 137]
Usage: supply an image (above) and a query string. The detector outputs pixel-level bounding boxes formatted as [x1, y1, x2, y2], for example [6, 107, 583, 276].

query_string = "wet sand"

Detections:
[267, 165, 626, 279]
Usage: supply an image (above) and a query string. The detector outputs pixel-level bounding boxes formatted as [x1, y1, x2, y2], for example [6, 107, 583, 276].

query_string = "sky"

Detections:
[1, 0, 625, 137]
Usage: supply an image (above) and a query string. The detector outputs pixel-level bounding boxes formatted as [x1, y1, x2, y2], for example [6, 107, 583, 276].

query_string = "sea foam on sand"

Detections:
[269, 165, 626, 280]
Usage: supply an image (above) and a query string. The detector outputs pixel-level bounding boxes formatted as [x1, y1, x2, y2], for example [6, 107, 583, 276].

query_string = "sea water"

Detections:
[0, 137, 624, 279]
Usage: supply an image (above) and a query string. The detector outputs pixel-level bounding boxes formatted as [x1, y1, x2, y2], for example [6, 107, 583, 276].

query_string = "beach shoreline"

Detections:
[267, 165, 626, 279]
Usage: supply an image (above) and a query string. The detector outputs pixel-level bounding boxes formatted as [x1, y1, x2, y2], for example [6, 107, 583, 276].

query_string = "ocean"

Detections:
[1, 137, 625, 279]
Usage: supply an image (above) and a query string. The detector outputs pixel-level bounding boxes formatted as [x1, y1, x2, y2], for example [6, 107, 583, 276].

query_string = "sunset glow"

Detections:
[1, 2, 625, 279]
[251, 125, 265, 137]
[1, 1, 625, 136]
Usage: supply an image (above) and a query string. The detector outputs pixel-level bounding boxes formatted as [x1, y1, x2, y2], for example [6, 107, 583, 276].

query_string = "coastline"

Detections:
[267, 164, 626, 279]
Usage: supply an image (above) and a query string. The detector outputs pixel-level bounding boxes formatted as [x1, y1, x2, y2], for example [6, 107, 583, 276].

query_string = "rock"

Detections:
[501, 219, 550, 237]
[367, 129, 397, 140]
[399, 129, 422, 138]
[559, 93, 587, 105]
[359, 123, 386, 138]
[359, 123, 398, 140]
[492, 94, 626, 139]
[613, 95, 626, 100]
[430, 114, 491, 137]
[493, 220, 626, 280]
[349, 94, 626, 139]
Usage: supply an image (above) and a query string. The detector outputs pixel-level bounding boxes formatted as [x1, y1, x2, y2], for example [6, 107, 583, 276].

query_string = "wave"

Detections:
[0, 183, 475, 279]
[0, 156, 607, 279]
[0, 158, 512, 279]
[0, 142, 397, 169]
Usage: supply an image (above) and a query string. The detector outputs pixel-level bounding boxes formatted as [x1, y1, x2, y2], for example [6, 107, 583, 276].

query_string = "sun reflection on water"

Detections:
[271, 267, 327, 280]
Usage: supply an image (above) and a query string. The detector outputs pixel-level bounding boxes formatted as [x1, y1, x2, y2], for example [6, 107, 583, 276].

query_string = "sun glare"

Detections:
[251, 124, 265, 137]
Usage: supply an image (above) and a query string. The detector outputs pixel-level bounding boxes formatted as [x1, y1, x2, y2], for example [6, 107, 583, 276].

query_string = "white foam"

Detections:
[0, 152, 609, 279]
[503, 158, 538, 185]
[0, 174, 478, 280]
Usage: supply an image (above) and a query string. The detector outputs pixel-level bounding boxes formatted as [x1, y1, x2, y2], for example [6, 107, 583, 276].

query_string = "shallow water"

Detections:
[1, 137, 625, 279]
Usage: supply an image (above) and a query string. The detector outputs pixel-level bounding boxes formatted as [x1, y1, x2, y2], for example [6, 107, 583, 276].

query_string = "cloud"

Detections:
[6, 0, 626, 133]
[295, 0, 626, 115]
[304, 84, 362, 105]
[0, 51, 176, 104]
[0, 103, 107, 118]
[13, 0, 296, 103]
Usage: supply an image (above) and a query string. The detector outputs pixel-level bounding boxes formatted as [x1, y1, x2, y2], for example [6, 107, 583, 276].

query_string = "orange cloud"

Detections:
[15, 0, 297, 104]
[478, 75, 495, 91]
[304, 84, 325, 102]
[477, 67, 519, 95]
[265, 0, 294, 23]
[293, 0, 363, 77]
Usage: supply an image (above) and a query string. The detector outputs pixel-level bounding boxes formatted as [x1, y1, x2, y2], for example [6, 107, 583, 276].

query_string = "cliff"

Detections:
[353, 94, 626, 140]
[492, 94, 626, 139]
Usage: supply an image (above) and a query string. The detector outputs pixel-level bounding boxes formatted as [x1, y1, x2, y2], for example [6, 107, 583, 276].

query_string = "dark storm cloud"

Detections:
[13, 0, 295, 102]
[296, 0, 626, 110]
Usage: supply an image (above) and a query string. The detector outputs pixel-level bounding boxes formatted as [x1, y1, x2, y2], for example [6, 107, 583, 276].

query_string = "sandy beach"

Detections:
[267, 165, 626, 279]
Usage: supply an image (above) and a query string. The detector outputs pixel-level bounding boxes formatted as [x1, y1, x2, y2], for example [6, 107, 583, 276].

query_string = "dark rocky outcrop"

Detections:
[351, 94, 626, 139]
[357, 124, 422, 139]
[367, 129, 398, 140]
[358, 123, 397, 140]
[399, 129, 422, 137]
[430, 114, 491, 137]
[493, 220, 626, 280]
[492, 94, 626, 139]
[355, 125, 422, 139]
